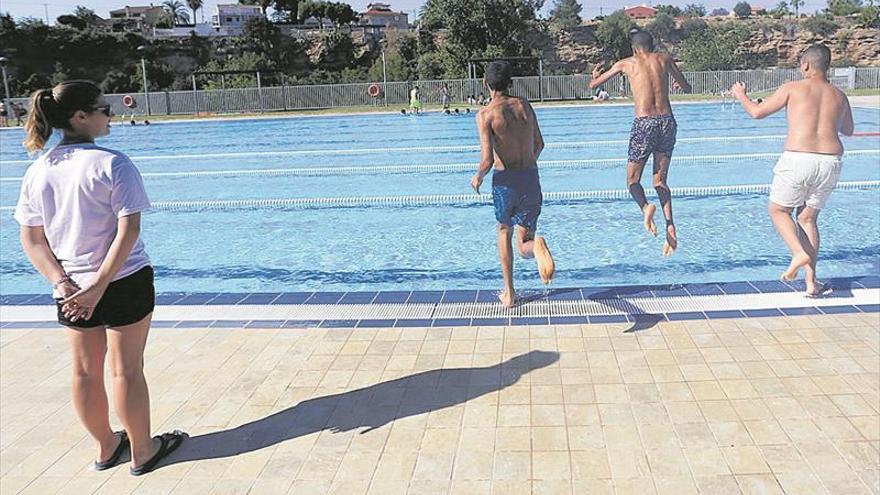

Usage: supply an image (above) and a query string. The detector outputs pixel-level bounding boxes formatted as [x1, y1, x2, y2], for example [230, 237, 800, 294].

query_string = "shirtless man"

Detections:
[590, 31, 692, 256]
[470, 61, 555, 307]
[732, 44, 854, 297]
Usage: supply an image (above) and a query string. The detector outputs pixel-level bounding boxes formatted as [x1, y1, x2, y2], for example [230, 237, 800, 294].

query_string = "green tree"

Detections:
[549, 0, 583, 29]
[242, 17, 281, 55]
[367, 31, 418, 81]
[57, 6, 104, 30]
[733, 1, 752, 17]
[682, 3, 707, 16]
[319, 30, 355, 70]
[420, 0, 543, 77]
[595, 10, 636, 61]
[186, 0, 203, 24]
[680, 23, 753, 69]
[803, 14, 840, 34]
[771, 1, 790, 18]
[655, 4, 683, 16]
[162, 0, 191, 25]
[860, 2, 879, 27]
[825, 0, 862, 15]
[679, 17, 708, 38]
[327, 2, 358, 25]
[647, 12, 677, 42]
[789, 0, 804, 16]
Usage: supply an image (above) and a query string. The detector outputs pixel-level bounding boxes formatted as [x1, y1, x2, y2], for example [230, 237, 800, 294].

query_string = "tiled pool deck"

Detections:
[1, 278, 878, 494]
[2, 276, 878, 330]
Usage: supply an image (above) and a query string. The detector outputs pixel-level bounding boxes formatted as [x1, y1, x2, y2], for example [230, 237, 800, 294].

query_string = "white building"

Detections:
[211, 3, 263, 35]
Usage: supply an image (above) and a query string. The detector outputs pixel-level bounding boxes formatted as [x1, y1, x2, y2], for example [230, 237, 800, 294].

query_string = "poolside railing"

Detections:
[5, 67, 878, 117]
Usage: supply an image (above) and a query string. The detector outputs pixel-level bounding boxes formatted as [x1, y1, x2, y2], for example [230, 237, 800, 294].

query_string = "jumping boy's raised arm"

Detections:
[666, 56, 692, 93]
[732, 81, 790, 119]
[471, 110, 494, 193]
[590, 60, 626, 90]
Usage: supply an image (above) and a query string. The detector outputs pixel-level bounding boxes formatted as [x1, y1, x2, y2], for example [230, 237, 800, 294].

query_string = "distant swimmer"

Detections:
[731, 44, 853, 298]
[590, 31, 692, 257]
[471, 61, 555, 308]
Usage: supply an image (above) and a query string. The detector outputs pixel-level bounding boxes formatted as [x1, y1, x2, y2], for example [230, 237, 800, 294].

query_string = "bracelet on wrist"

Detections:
[52, 275, 72, 289]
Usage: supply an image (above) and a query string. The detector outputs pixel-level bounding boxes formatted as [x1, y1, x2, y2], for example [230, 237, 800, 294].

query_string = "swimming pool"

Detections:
[1, 102, 878, 294]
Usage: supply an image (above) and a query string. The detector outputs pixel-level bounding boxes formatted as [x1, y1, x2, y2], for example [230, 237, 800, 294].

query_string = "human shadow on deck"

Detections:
[162, 350, 559, 467]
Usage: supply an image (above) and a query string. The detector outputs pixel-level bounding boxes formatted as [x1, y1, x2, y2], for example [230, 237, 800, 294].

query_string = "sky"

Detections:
[1, 0, 831, 26]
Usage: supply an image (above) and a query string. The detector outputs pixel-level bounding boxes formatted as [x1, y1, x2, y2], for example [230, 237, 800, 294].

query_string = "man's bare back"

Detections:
[591, 52, 691, 117]
[734, 78, 854, 155]
[476, 95, 543, 171]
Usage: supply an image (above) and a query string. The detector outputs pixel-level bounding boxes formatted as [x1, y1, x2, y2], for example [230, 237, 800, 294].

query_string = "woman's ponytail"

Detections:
[23, 89, 57, 153]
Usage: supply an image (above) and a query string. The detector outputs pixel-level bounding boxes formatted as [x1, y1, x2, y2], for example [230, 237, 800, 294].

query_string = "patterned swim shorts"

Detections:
[628, 114, 677, 162]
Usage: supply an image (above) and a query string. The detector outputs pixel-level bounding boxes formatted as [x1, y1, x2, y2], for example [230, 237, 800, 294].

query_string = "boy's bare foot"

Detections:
[498, 290, 516, 308]
[780, 252, 811, 281]
[643, 203, 657, 236]
[534, 236, 556, 284]
[662, 224, 677, 257]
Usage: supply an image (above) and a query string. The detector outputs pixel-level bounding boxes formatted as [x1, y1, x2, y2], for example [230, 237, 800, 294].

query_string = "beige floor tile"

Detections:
[613, 477, 657, 494]
[735, 474, 784, 495]
[532, 451, 571, 479]
[490, 480, 531, 495]
[694, 475, 742, 494]
[722, 446, 770, 474]
[492, 451, 531, 481]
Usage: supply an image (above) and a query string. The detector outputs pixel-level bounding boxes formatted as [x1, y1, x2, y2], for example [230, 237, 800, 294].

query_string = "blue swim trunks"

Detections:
[492, 168, 542, 231]
[628, 114, 677, 162]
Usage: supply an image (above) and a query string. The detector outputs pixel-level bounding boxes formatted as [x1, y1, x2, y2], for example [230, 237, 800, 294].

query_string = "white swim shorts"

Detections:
[769, 151, 842, 210]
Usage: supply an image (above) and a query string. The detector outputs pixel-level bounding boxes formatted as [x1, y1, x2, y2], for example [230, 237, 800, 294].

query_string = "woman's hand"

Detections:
[61, 280, 108, 322]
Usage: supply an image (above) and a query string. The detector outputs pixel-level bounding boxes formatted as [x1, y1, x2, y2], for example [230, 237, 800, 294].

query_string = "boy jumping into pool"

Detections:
[470, 61, 555, 308]
[731, 44, 854, 297]
[590, 31, 692, 256]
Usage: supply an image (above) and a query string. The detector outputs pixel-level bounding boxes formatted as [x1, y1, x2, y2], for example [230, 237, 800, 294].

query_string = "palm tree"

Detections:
[162, 0, 191, 26]
[186, 0, 203, 24]
[790, 0, 804, 17]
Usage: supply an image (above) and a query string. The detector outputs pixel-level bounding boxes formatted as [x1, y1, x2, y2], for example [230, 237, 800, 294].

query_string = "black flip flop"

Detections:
[90, 430, 129, 471]
[129, 430, 186, 476]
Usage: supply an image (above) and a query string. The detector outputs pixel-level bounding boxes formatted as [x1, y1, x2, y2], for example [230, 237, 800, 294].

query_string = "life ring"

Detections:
[367, 84, 382, 98]
[122, 95, 137, 108]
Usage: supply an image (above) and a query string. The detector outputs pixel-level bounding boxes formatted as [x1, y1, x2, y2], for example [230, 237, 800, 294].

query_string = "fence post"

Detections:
[538, 59, 544, 102]
[282, 73, 289, 111]
[256, 71, 264, 113]
[164, 91, 170, 115]
[191, 75, 198, 116]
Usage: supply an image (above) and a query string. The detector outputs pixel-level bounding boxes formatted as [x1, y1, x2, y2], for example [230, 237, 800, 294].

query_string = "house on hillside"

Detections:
[359, 3, 409, 29]
[108, 5, 165, 31]
[211, 3, 263, 35]
[624, 5, 657, 19]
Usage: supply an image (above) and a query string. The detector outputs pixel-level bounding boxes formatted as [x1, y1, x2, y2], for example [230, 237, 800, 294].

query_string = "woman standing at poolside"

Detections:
[15, 81, 183, 475]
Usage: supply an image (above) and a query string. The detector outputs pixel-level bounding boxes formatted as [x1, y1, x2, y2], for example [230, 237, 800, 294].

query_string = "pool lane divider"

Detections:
[0, 134, 802, 165]
[1, 276, 877, 329]
[6, 180, 874, 213]
[5, 149, 876, 182]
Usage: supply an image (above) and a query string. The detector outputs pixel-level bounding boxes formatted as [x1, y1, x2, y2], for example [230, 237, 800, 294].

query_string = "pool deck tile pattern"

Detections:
[1, 311, 877, 494]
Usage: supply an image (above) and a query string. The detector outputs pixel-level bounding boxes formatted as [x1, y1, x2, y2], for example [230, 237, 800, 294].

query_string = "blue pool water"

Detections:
[1, 103, 878, 294]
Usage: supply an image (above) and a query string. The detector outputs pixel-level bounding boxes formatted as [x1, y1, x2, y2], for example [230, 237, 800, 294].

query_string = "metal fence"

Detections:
[7, 67, 879, 117]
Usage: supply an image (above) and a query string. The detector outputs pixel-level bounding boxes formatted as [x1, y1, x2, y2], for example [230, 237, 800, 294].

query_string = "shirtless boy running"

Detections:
[589, 31, 692, 256]
[732, 44, 854, 297]
[471, 61, 555, 307]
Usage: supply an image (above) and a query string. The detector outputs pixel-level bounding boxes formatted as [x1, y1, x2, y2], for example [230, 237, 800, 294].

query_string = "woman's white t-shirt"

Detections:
[14, 143, 151, 289]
